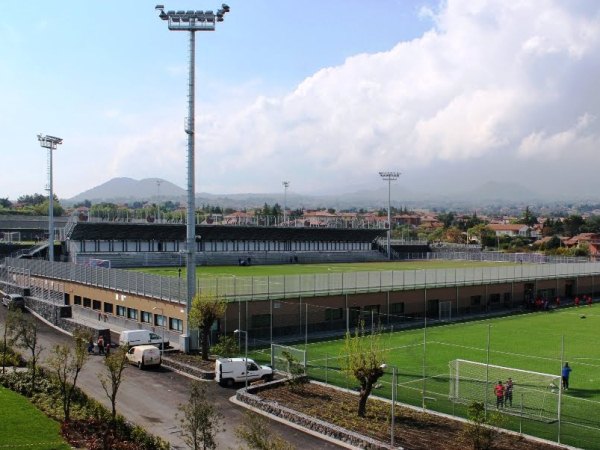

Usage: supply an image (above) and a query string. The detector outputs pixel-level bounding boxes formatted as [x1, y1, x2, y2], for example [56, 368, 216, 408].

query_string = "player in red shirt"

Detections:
[495, 381, 505, 409]
[587, 295, 593, 307]
[574, 296, 580, 307]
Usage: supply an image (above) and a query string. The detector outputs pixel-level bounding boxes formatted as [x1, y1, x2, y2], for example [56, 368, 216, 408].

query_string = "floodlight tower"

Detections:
[38, 134, 63, 262]
[379, 171, 400, 260]
[282, 181, 289, 225]
[155, 4, 230, 344]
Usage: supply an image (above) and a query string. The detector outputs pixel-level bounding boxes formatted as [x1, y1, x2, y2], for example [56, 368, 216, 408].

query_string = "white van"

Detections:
[2, 293, 25, 311]
[119, 329, 169, 349]
[215, 357, 273, 387]
[126, 345, 162, 369]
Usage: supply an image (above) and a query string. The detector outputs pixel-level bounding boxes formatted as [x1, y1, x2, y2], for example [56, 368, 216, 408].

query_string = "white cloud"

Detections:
[83, 0, 600, 197]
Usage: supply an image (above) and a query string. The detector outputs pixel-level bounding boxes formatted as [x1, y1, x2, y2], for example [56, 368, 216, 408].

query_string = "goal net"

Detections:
[449, 359, 561, 423]
[271, 344, 306, 376]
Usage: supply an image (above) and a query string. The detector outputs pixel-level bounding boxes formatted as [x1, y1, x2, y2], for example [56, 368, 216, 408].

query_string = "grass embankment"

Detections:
[0, 386, 70, 450]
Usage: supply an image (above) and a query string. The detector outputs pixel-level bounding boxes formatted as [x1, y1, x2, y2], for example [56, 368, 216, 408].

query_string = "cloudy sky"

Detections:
[2, 0, 600, 201]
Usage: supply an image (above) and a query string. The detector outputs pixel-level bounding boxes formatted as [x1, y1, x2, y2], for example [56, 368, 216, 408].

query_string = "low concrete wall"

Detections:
[25, 296, 111, 343]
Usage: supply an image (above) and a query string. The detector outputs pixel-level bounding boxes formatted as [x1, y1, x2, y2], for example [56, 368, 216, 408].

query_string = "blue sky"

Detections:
[2, 1, 600, 201]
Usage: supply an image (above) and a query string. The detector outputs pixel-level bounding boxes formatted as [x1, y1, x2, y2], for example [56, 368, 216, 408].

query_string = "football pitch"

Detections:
[135, 259, 516, 278]
[258, 306, 600, 449]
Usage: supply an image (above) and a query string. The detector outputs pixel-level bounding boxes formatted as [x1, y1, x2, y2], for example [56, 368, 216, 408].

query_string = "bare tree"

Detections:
[16, 315, 44, 395]
[342, 322, 387, 417]
[47, 328, 91, 422]
[1, 308, 22, 374]
[99, 345, 128, 422]
[177, 381, 224, 450]
[188, 292, 226, 360]
[236, 411, 295, 450]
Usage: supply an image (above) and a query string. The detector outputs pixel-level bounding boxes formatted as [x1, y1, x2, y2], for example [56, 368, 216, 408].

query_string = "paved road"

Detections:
[0, 306, 344, 449]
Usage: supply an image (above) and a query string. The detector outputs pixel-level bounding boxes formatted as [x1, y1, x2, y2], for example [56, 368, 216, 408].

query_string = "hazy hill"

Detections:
[62, 177, 560, 210]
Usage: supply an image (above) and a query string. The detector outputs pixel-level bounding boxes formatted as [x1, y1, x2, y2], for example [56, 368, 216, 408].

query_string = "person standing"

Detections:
[587, 296, 593, 307]
[562, 363, 572, 390]
[495, 381, 505, 408]
[504, 378, 513, 407]
[97, 335, 105, 356]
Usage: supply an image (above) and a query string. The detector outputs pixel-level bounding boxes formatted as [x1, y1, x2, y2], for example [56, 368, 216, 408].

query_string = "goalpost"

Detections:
[271, 344, 306, 376]
[449, 359, 561, 423]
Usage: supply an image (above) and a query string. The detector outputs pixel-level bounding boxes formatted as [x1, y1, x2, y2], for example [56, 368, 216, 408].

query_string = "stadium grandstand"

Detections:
[66, 221, 390, 267]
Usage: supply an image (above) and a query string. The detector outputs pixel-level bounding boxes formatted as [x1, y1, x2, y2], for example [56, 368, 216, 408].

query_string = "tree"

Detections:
[0, 197, 12, 208]
[564, 215, 585, 237]
[47, 328, 91, 422]
[341, 322, 387, 417]
[1, 309, 22, 374]
[517, 206, 537, 226]
[459, 401, 505, 450]
[188, 292, 227, 360]
[437, 211, 456, 228]
[236, 411, 295, 450]
[99, 346, 128, 422]
[177, 381, 224, 450]
[16, 315, 44, 395]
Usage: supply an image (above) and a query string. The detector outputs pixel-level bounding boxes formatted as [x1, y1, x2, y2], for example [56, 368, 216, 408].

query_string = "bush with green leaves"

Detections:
[210, 335, 239, 358]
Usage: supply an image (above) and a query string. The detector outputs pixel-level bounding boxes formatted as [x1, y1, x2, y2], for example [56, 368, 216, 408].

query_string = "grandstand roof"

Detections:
[0, 215, 69, 230]
[68, 222, 386, 242]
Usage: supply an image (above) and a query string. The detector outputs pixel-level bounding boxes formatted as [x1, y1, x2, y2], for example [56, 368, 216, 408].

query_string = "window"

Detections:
[141, 311, 152, 323]
[390, 302, 405, 314]
[489, 294, 501, 304]
[74, 296, 82, 306]
[154, 314, 165, 327]
[169, 318, 183, 332]
[92, 300, 101, 310]
[83, 297, 91, 308]
[103, 303, 113, 314]
[503, 293, 512, 304]
[325, 308, 343, 321]
[470, 296, 482, 306]
[127, 308, 138, 320]
[116, 305, 126, 317]
[251, 314, 271, 328]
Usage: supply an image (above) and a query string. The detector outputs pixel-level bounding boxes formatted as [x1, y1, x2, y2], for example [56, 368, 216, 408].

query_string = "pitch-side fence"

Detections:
[4, 257, 600, 305]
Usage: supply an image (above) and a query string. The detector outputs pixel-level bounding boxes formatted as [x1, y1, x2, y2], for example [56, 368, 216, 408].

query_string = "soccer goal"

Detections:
[271, 344, 306, 376]
[449, 359, 561, 422]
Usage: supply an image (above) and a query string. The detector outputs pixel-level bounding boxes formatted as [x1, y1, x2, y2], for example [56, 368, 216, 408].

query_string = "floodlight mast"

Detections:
[379, 171, 400, 260]
[282, 181, 289, 224]
[37, 134, 63, 262]
[156, 5, 230, 349]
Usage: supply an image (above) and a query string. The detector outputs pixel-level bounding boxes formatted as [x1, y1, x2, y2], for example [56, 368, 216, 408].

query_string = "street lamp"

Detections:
[379, 171, 400, 260]
[156, 4, 230, 350]
[282, 181, 289, 225]
[37, 134, 63, 262]
[381, 363, 398, 447]
[152, 306, 165, 356]
[234, 329, 248, 391]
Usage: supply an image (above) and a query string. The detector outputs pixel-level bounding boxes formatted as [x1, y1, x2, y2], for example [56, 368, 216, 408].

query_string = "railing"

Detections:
[4, 257, 600, 304]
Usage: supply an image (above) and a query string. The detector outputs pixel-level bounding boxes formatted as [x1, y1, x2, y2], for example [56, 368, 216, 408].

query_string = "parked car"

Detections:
[215, 357, 273, 387]
[2, 293, 25, 311]
[119, 329, 169, 349]
[125, 345, 162, 369]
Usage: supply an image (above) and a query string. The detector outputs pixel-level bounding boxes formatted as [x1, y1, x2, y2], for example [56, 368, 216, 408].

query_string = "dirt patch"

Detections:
[164, 351, 215, 371]
[255, 383, 564, 450]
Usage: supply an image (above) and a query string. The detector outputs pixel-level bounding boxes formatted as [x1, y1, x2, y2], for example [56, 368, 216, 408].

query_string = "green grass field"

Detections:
[133, 260, 516, 278]
[0, 386, 70, 450]
[257, 306, 600, 449]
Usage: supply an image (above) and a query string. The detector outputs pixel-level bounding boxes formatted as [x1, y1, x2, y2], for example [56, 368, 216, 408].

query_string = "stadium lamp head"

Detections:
[155, 4, 165, 10]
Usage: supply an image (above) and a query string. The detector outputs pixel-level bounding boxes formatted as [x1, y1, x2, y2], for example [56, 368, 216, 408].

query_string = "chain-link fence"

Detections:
[248, 313, 600, 449]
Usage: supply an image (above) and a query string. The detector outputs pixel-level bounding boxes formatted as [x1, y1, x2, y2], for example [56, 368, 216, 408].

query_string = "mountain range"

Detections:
[62, 177, 563, 211]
